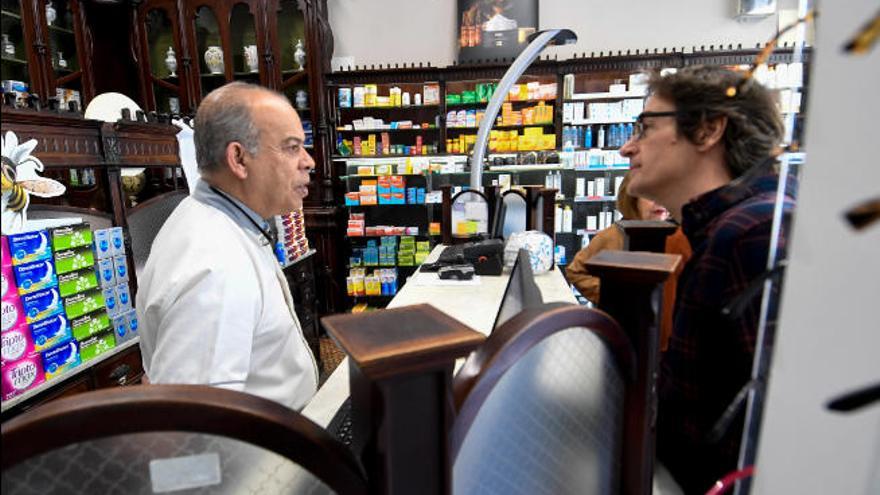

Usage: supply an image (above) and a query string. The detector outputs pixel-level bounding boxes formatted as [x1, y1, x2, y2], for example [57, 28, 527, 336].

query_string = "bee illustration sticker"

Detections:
[2, 131, 66, 234]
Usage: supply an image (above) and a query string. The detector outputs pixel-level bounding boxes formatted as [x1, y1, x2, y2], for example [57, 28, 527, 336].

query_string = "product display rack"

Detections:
[325, 46, 810, 301]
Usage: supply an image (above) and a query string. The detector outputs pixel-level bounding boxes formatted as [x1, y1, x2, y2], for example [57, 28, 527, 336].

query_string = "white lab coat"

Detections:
[136, 195, 318, 410]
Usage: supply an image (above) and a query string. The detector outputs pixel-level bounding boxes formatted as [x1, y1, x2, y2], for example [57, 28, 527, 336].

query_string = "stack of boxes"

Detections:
[274, 209, 310, 265]
[1, 224, 138, 401]
[346, 267, 399, 298]
[345, 176, 425, 206]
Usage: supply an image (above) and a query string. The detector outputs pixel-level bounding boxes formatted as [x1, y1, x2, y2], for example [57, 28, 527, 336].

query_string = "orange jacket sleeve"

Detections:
[565, 225, 625, 304]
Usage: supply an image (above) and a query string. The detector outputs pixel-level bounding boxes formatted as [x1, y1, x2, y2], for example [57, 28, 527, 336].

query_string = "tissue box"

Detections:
[97, 258, 115, 287]
[54, 247, 95, 275]
[29, 313, 73, 352]
[7, 230, 52, 265]
[63, 288, 105, 320]
[2, 354, 46, 400]
[70, 311, 111, 341]
[50, 223, 93, 251]
[79, 331, 116, 363]
[1, 292, 26, 333]
[1, 324, 36, 366]
[103, 286, 119, 317]
[125, 310, 138, 337]
[13, 259, 58, 295]
[111, 314, 130, 343]
[41, 340, 81, 380]
[21, 287, 63, 324]
[113, 255, 129, 284]
[57, 268, 99, 298]
[94, 229, 113, 259]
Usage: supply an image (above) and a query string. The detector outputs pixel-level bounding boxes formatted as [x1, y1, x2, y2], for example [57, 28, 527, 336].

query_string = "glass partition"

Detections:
[230, 3, 258, 82]
[1, 0, 29, 103]
[194, 5, 224, 96]
[145, 8, 180, 114]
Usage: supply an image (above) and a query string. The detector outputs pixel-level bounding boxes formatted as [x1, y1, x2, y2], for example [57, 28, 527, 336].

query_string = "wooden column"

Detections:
[322, 304, 484, 495]
[586, 250, 681, 495]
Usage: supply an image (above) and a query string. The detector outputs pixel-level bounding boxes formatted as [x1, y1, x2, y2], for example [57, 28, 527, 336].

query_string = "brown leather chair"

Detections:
[2, 384, 367, 494]
[451, 303, 643, 495]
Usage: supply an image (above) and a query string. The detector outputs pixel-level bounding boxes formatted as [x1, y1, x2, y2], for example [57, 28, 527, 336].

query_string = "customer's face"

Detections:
[247, 94, 315, 215]
[619, 95, 698, 205]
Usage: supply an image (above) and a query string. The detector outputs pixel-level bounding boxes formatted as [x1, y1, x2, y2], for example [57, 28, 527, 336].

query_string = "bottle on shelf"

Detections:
[583, 125, 592, 149]
[597, 125, 605, 148]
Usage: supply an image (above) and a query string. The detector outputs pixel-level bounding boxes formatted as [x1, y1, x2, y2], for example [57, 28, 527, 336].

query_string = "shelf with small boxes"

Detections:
[1, 222, 139, 412]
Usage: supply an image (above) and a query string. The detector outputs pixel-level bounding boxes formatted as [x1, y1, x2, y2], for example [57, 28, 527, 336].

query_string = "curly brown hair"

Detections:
[647, 66, 784, 178]
[615, 173, 640, 220]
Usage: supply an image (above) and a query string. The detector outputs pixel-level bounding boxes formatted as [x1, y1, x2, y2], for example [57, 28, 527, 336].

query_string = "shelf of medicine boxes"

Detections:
[0, 337, 141, 414]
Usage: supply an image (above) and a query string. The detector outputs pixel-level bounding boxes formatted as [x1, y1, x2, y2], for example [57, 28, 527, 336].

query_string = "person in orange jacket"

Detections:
[565, 172, 691, 350]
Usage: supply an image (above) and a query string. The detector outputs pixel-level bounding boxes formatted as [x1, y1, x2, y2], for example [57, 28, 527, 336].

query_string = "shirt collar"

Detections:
[191, 179, 272, 241]
[681, 169, 798, 246]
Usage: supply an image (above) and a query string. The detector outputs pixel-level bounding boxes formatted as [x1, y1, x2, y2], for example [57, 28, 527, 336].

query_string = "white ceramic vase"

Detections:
[165, 46, 177, 77]
[204, 45, 224, 74]
[293, 39, 306, 70]
[295, 90, 308, 110]
[244, 45, 258, 73]
[45, 2, 56, 26]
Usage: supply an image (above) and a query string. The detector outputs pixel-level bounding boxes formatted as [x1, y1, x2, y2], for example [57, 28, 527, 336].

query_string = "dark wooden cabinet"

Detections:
[283, 250, 321, 367]
[1, 0, 94, 107]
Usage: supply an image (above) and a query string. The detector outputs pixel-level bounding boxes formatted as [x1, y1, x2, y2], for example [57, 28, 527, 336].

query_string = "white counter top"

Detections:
[302, 245, 576, 427]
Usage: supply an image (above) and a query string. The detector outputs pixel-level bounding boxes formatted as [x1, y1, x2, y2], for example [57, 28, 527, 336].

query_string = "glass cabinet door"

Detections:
[144, 7, 182, 114]
[276, 0, 311, 146]
[1, 0, 30, 103]
[44, 0, 83, 109]
[230, 3, 259, 83]
[194, 5, 225, 97]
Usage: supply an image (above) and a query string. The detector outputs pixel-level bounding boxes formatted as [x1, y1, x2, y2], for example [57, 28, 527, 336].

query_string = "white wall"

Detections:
[754, 0, 880, 493]
[328, 0, 798, 68]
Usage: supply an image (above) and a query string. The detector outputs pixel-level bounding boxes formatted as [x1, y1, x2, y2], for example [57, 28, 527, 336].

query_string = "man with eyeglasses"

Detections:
[619, 66, 796, 492]
[137, 82, 319, 410]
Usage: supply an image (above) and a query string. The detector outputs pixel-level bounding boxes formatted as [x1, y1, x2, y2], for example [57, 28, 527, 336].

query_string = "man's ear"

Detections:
[695, 115, 727, 151]
[225, 142, 249, 180]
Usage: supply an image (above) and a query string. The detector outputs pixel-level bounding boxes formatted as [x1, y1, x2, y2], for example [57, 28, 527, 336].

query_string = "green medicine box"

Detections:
[63, 288, 105, 321]
[79, 330, 117, 362]
[70, 311, 112, 341]
[57, 268, 99, 298]
[50, 223, 93, 251]
[54, 247, 96, 275]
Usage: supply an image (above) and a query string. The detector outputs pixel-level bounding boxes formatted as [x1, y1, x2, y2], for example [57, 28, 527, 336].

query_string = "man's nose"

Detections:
[619, 136, 636, 158]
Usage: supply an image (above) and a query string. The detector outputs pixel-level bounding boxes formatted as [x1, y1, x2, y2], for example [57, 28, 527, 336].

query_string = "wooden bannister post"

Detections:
[586, 250, 681, 495]
[618, 220, 678, 253]
[322, 304, 485, 495]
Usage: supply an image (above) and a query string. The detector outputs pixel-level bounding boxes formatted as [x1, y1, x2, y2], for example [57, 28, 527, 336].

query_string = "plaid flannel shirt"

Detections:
[657, 170, 797, 493]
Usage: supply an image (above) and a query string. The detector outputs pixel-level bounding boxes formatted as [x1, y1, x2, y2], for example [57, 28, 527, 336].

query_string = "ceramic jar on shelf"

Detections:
[244, 45, 258, 73]
[45, 2, 56, 26]
[165, 46, 177, 77]
[295, 90, 308, 110]
[293, 39, 306, 70]
[204, 46, 224, 74]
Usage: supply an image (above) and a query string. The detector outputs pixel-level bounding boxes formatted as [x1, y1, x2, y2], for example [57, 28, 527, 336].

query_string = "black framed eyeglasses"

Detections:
[632, 111, 680, 140]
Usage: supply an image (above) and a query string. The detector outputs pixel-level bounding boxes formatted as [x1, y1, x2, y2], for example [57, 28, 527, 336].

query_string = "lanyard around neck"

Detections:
[209, 185, 277, 247]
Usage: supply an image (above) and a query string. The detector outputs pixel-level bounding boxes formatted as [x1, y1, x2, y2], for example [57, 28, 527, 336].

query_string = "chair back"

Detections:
[126, 190, 187, 278]
[2, 384, 367, 495]
[452, 304, 637, 495]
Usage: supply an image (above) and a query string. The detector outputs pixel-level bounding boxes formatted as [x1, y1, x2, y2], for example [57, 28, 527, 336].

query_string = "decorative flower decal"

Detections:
[1, 131, 66, 233]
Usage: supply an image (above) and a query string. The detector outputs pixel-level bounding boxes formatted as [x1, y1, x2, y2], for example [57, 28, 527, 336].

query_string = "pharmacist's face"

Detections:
[248, 95, 314, 215]
[619, 95, 697, 206]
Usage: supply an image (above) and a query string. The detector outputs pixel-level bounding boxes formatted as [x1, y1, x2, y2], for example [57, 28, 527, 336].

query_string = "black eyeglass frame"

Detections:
[632, 111, 683, 140]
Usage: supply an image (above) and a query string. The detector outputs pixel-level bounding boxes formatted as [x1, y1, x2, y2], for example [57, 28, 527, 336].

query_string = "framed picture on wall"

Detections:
[458, 0, 539, 63]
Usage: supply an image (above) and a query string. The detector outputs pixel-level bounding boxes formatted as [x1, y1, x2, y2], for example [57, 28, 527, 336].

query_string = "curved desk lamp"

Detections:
[469, 28, 577, 190]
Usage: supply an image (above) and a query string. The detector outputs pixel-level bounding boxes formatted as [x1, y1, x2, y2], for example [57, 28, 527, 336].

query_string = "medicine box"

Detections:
[1, 292, 26, 333]
[13, 259, 58, 295]
[41, 340, 81, 380]
[109, 227, 125, 256]
[29, 313, 72, 352]
[58, 268, 99, 298]
[94, 229, 113, 259]
[70, 311, 111, 341]
[54, 247, 95, 275]
[115, 284, 132, 313]
[63, 287, 105, 321]
[113, 255, 129, 283]
[79, 331, 116, 363]
[21, 287, 63, 324]
[50, 223, 93, 251]
[7, 230, 52, 266]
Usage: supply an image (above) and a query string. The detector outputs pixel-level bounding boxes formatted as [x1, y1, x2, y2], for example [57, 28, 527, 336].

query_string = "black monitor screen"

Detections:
[492, 249, 543, 332]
